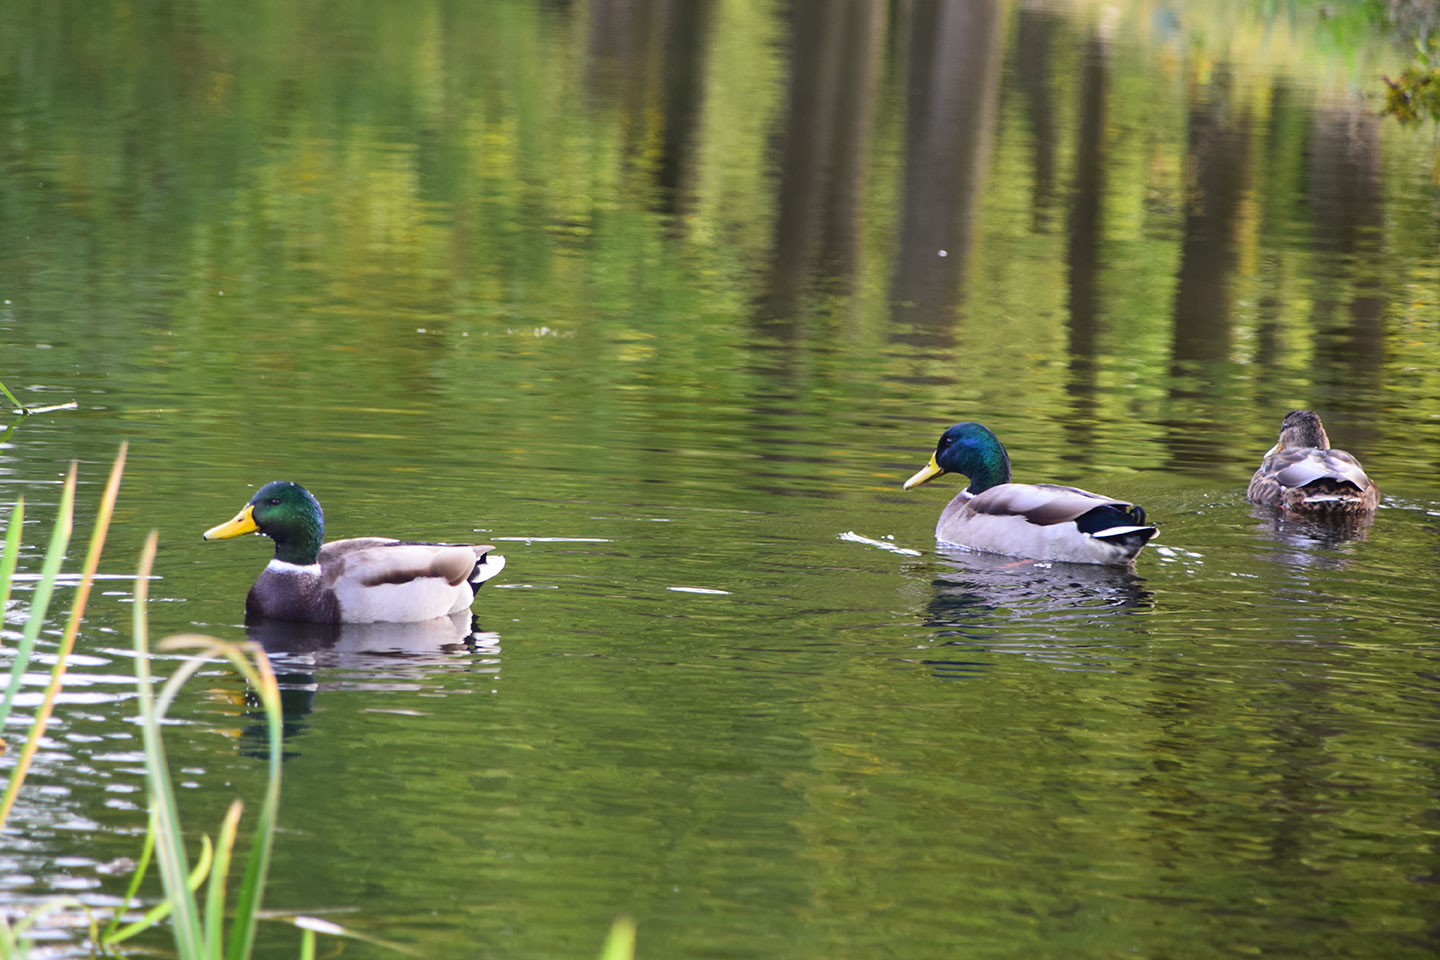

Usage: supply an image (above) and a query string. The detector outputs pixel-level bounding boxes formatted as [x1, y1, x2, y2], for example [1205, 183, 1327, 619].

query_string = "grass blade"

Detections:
[598, 916, 637, 960]
[103, 834, 216, 947]
[0, 496, 22, 643]
[0, 466, 73, 733]
[101, 810, 158, 944]
[0, 446, 124, 832]
[205, 800, 244, 957]
[139, 633, 284, 960]
[0, 465, 75, 831]
[286, 916, 421, 956]
[0, 378, 24, 413]
[133, 529, 205, 959]
[221, 641, 282, 960]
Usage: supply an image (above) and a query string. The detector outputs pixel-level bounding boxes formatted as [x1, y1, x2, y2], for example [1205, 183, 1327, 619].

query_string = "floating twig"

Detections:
[11, 401, 79, 415]
[0, 377, 77, 416]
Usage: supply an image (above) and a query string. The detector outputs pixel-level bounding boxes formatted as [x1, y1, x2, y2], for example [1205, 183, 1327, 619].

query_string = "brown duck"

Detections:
[1246, 410, 1378, 514]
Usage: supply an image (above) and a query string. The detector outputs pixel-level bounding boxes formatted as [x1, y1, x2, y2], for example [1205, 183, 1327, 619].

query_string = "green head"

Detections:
[903, 421, 1013, 494]
[203, 481, 325, 565]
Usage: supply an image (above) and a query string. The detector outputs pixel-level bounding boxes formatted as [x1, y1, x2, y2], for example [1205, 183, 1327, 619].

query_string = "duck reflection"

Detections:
[236, 612, 501, 755]
[1248, 504, 1372, 569]
[247, 610, 497, 660]
[915, 547, 1151, 679]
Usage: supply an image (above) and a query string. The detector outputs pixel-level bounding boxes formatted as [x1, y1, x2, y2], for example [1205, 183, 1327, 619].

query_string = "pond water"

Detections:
[4, 1, 1440, 957]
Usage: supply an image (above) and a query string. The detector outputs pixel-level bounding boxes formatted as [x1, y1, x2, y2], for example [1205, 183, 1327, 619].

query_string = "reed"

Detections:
[1, 445, 125, 831]
[122, 530, 286, 960]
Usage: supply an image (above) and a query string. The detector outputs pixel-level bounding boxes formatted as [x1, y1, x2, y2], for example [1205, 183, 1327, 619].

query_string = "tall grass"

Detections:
[0, 445, 126, 830]
[127, 530, 285, 960]
[0, 449, 313, 958]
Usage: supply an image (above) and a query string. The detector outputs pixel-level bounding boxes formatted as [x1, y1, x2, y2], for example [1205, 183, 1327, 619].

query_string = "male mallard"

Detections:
[203, 481, 506, 623]
[1246, 410, 1378, 514]
[903, 422, 1157, 565]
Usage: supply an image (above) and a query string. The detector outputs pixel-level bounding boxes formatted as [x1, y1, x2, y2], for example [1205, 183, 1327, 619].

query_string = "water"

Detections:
[4, 1, 1440, 957]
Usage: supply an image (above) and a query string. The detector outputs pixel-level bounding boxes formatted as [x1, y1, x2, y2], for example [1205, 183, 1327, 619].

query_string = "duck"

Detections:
[1246, 410, 1378, 514]
[902, 421, 1157, 565]
[203, 481, 506, 623]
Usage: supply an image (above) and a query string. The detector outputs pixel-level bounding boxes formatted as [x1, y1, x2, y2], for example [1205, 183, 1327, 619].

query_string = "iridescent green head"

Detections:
[203, 481, 325, 565]
[903, 421, 1014, 495]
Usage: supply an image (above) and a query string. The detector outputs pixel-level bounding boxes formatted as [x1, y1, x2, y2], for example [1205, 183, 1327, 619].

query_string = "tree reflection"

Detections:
[1063, 29, 1109, 462]
[1015, 5, 1060, 232]
[889, 0, 1003, 344]
[1308, 102, 1386, 441]
[1166, 67, 1250, 469]
[761, 0, 884, 325]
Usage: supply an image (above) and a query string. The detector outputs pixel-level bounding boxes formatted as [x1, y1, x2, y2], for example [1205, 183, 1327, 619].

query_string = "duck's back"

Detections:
[322, 538, 495, 623]
[1248, 448, 1377, 513]
[937, 482, 1155, 564]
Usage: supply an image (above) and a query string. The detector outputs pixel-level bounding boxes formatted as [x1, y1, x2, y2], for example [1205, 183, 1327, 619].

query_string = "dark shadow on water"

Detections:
[912, 547, 1152, 679]
[236, 613, 502, 756]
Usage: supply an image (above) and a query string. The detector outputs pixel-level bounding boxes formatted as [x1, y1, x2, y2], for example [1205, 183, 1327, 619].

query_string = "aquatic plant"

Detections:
[1383, 39, 1440, 124]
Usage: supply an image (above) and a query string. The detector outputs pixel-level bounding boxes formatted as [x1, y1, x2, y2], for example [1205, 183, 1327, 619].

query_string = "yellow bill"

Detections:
[903, 454, 945, 490]
[203, 503, 259, 540]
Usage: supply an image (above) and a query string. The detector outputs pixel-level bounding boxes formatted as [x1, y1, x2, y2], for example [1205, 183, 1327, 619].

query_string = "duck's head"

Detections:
[203, 481, 325, 565]
[1273, 409, 1330, 452]
[903, 421, 1013, 494]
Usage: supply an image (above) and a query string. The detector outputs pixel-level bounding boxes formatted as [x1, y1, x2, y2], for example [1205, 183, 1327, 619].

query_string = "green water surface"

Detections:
[3, 1, 1440, 957]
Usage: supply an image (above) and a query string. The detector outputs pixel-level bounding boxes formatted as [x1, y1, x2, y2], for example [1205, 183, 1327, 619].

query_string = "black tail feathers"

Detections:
[1074, 502, 1151, 536]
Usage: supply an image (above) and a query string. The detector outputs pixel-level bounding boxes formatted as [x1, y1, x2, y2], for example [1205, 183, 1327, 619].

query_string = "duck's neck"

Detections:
[270, 519, 323, 566]
[1281, 423, 1329, 450]
[963, 443, 1012, 495]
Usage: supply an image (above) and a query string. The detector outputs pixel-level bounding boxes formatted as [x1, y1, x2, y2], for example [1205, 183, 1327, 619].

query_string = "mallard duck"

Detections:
[903, 422, 1157, 565]
[1246, 410, 1378, 514]
[203, 481, 506, 623]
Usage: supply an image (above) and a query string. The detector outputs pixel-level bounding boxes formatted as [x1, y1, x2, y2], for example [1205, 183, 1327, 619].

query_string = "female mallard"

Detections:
[1246, 410, 1378, 514]
[203, 481, 506, 623]
[903, 422, 1157, 565]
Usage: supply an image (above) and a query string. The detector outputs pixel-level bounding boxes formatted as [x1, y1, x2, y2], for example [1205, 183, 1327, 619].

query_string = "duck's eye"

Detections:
[266, 498, 281, 506]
